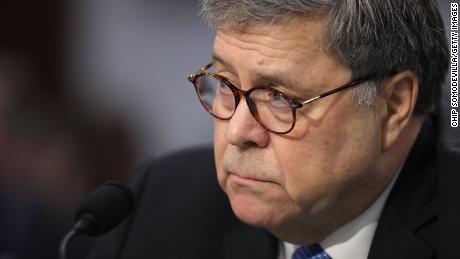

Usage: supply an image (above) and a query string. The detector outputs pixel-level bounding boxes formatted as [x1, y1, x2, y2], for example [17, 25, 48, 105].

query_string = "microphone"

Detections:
[59, 181, 135, 259]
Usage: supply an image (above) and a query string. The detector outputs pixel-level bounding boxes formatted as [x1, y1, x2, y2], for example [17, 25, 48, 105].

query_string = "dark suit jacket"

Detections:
[89, 109, 460, 259]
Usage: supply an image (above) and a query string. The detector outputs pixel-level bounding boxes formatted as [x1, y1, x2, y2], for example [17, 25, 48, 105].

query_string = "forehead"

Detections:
[216, 17, 327, 62]
[212, 15, 350, 93]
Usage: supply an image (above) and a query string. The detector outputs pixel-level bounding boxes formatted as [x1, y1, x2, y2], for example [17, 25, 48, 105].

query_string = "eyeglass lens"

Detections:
[195, 73, 294, 133]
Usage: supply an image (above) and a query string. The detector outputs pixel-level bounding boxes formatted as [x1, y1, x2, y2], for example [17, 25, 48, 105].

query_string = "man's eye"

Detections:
[272, 92, 282, 101]
[217, 80, 233, 94]
[270, 92, 288, 107]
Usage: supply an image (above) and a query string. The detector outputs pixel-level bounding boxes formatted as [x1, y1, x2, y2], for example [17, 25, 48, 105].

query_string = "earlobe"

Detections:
[380, 71, 419, 151]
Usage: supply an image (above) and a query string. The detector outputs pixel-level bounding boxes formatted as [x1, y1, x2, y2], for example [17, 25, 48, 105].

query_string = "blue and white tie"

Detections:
[292, 244, 332, 259]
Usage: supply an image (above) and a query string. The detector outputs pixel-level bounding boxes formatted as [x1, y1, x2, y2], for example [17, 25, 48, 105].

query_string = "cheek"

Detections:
[273, 140, 333, 213]
[214, 120, 228, 184]
[265, 120, 332, 205]
[272, 113, 381, 214]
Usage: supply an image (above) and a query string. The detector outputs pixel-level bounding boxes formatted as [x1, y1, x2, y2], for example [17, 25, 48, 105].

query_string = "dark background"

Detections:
[0, 0, 454, 258]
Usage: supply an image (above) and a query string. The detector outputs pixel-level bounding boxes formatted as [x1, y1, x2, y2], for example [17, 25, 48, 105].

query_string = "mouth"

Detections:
[228, 172, 274, 184]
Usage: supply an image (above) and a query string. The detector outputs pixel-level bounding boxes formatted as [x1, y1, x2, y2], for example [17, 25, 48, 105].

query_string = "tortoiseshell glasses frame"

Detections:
[188, 62, 369, 134]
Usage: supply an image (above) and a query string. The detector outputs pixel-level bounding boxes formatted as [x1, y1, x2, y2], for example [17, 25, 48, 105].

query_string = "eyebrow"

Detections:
[211, 52, 237, 74]
[211, 51, 315, 98]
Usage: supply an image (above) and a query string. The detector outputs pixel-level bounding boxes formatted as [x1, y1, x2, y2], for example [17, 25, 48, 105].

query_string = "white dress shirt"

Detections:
[277, 167, 401, 259]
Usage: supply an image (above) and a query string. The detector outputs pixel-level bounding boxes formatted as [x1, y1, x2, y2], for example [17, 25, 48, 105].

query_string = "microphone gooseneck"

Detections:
[59, 181, 135, 259]
[59, 219, 91, 259]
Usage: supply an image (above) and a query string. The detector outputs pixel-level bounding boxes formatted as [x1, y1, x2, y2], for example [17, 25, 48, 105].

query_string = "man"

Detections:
[90, 0, 458, 258]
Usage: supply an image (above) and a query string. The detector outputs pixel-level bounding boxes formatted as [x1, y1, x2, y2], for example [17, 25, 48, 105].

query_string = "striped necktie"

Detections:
[292, 244, 332, 259]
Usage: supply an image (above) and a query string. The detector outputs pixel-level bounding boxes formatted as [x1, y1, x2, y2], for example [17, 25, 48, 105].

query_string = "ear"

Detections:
[379, 71, 419, 151]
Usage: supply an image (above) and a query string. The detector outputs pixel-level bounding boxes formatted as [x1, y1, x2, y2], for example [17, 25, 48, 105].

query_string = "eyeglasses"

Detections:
[188, 62, 369, 134]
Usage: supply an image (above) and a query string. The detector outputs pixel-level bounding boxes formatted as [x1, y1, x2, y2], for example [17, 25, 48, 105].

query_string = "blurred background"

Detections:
[0, 0, 453, 258]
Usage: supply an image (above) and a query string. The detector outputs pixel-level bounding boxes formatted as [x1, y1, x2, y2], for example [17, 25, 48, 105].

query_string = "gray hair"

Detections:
[200, 0, 449, 114]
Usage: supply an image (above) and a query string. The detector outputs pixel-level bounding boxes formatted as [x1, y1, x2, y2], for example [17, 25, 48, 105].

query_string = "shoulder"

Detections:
[88, 145, 239, 258]
[369, 107, 457, 259]
[132, 145, 217, 197]
[435, 102, 460, 258]
[129, 145, 229, 226]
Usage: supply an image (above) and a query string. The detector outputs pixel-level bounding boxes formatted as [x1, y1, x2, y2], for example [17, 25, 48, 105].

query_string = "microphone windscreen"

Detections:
[75, 181, 135, 236]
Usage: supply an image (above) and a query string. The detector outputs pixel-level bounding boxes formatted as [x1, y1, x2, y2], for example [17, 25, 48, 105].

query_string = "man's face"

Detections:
[213, 16, 387, 241]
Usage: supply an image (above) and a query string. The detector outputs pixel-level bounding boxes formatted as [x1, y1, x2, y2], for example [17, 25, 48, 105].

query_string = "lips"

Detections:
[228, 171, 273, 183]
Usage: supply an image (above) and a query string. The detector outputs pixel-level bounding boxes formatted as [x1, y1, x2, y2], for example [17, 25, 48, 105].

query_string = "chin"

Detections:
[226, 190, 288, 228]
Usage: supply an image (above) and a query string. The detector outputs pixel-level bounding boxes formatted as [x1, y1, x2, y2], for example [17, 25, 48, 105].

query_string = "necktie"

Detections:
[292, 244, 332, 259]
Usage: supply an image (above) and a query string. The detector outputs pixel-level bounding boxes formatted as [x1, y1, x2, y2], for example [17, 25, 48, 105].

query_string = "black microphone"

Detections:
[59, 181, 135, 259]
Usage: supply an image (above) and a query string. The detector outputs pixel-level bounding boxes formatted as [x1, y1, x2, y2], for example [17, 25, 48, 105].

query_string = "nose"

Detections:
[226, 97, 270, 148]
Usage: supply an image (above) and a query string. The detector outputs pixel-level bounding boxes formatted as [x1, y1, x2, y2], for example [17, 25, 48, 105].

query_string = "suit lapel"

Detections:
[368, 205, 435, 259]
[368, 116, 437, 259]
